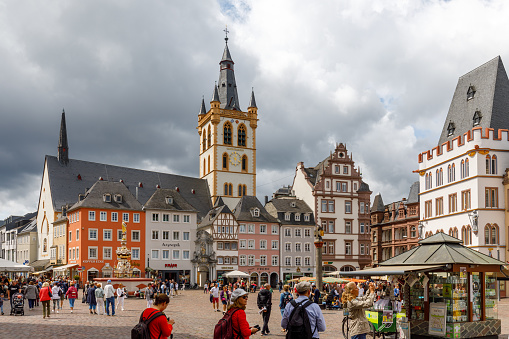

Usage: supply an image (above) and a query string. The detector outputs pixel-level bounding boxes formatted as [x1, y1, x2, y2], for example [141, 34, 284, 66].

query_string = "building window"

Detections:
[424, 200, 432, 219]
[88, 229, 98, 240]
[260, 255, 267, 266]
[240, 255, 246, 266]
[173, 214, 180, 223]
[239, 224, 246, 233]
[295, 257, 301, 266]
[435, 197, 444, 216]
[447, 121, 455, 136]
[162, 250, 169, 259]
[448, 193, 457, 213]
[183, 215, 190, 223]
[217, 242, 223, 250]
[473, 110, 482, 126]
[260, 225, 267, 234]
[248, 224, 255, 233]
[162, 214, 169, 222]
[248, 255, 255, 266]
[295, 228, 302, 237]
[272, 256, 278, 266]
[173, 250, 180, 260]
[183, 232, 190, 241]
[485, 188, 498, 208]
[461, 159, 469, 179]
[88, 247, 98, 259]
[152, 230, 159, 240]
[304, 229, 311, 237]
[285, 257, 291, 266]
[152, 250, 159, 259]
[238, 124, 246, 146]
[207, 125, 211, 148]
[285, 228, 291, 237]
[123, 213, 129, 222]
[360, 244, 365, 255]
[271, 225, 278, 234]
[131, 248, 140, 260]
[100, 211, 107, 221]
[240, 240, 247, 249]
[103, 229, 112, 241]
[295, 214, 301, 221]
[248, 240, 255, 249]
[241, 155, 248, 172]
[328, 201, 334, 212]
[327, 220, 335, 233]
[224, 183, 233, 196]
[132, 230, 140, 241]
[271, 240, 278, 250]
[321, 200, 327, 212]
[152, 213, 159, 222]
[411, 226, 416, 238]
[304, 243, 311, 252]
[111, 212, 118, 222]
[285, 243, 291, 252]
[345, 221, 351, 234]
[461, 190, 471, 210]
[486, 155, 497, 174]
[103, 247, 112, 260]
[304, 214, 310, 221]
[88, 211, 95, 221]
[133, 213, 140, 223]
[345, 201, 352, 213]
[467, 86, 476, 100]
[285, 213, 291, 221]
[162, 231, 169, 240]
[223, 122, 232, 145]
[222, 153, 229, 170]
[260, 240, 267, 249]
[360, 223, 365, 234]
[345, 242, 352, 255]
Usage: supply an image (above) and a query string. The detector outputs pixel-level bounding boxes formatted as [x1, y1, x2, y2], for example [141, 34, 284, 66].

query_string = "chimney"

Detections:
[265, 196, 269, 204]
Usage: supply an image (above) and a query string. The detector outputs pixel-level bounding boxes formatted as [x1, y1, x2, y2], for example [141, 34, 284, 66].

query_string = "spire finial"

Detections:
[224, 25, 229, 43]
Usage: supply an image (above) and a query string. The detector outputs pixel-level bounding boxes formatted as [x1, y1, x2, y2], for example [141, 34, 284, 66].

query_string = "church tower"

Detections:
[58, 109, 69, 165]
[198, 30, 258, 209]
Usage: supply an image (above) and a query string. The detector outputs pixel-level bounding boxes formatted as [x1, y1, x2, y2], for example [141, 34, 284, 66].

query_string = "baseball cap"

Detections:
[107, 280, 112, 283]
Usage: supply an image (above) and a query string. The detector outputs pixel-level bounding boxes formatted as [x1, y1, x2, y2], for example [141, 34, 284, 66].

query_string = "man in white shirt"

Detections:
[104, 280, 116, 316]
[358, 285, 365, 297]
[210, 283, 220, 312]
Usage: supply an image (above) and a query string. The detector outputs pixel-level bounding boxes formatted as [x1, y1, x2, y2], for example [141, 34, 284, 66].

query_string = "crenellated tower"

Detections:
[197, 31, 258, 209]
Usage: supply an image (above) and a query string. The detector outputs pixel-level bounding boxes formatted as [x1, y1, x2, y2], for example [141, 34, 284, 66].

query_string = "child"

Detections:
[0, 293, 6, 315]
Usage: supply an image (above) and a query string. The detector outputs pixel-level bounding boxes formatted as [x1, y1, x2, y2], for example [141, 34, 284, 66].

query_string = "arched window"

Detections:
[242, 185, 246, 196]
[448, 165, 452, 183]
[451, 163, 455, 181]
[449, 228, 453, 236]
[223, 122, 232, 145]
[439, 168, 443, 186]
[207, 125, 211, 148]
[491, 224, 498, 245]
[485, 225, 490, 244]
[208, 155, 210, 173]
[461, 226, 466, 244]
[466, 225, 472, 245]
[492, 155, 497, 174]
[229, 183, 233, 196]
[238, 185, 242, 196]
[202, 130, 207, 152]
[461, 160, 465, 179]
[436, 169, 440, 187]
[238, 124, 246, 147]
[453, 228, 458, 239]
[224, 183, 229, 196]
[242, 155, 248, 172]
[465, 158, 469, 177]
[43, 238, 47, 252]
[486, 155, 491, 174]
[222, 153, 229, 170]
[203, 159, 206, 176]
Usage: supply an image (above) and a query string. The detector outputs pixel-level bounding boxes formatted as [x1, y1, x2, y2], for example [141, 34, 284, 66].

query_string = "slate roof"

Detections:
[2, 212, 36, 231]
[44, 155, 212, 220]
[438, 56, 509, 145]
[144, 188, 197, 213]
[303, 168, 318, 186]
[68, 181, 143, 212]
[372, 194, 385, 212]
[380, 232, 504, 266]
[198, 204, 233, 228]
[248, 89, 257, 108]
[18, 219, 37, 234]
[199, 98, 207, 115]
[358, 181, 371, 192]
[406, 181, 419, 204]
[232, 196, 279, 223]
[218, 43, 241, 110]
[265, 197, 315, 226]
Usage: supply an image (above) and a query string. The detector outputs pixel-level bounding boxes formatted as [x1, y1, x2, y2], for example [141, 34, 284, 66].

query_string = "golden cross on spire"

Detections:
[224, 25, 229, 43]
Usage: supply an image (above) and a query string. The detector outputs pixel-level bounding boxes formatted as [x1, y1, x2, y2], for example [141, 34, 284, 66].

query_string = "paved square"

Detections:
[1, 290, 508, 338]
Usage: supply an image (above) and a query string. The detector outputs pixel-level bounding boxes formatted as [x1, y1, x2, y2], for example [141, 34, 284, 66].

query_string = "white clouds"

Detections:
[2, 0, 509, 219]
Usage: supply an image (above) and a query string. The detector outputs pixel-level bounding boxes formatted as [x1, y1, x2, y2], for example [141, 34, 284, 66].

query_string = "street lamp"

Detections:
[418, 221, 425, 239]
[147, 253, 150, 278]
[314, 225, 324, 291]
[468, 210, 479, 233]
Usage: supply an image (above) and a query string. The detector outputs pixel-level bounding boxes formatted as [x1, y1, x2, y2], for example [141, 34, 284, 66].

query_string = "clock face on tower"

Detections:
[230, 151, 241, 166]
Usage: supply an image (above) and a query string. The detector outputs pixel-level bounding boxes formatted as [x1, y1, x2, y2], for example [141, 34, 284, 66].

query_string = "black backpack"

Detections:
[132, 309, 166, 339]
[285, 299, 314, 339]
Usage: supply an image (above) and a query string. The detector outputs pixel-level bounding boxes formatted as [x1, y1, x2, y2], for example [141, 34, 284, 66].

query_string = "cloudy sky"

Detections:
[1, 0, 509, 220]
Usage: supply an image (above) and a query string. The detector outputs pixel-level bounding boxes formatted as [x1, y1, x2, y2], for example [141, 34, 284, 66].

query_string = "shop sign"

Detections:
[162, 243, 181, 248]
[221, 267, 234, 270]
[83, 260, 104, 264]
[68, 260, 77, 264]
[165, 264, 177, 268]
[428, 303, 447, 337]
[323, 261, 333, 265]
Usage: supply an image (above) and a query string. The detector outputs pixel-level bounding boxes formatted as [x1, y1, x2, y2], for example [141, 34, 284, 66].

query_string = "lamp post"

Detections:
[147, 253, 150, 278]
[314, 225, 324, 291]
[468, 210, 479, 233]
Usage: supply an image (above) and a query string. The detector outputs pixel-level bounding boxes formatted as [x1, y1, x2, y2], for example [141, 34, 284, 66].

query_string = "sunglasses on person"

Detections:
[242, 296, 249, 300]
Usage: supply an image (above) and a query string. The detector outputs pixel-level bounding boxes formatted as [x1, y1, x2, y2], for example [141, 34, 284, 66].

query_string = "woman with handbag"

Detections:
[39, 282, 52, 319]
[116, 283, 126, 311]
[66, 281, 78, 313]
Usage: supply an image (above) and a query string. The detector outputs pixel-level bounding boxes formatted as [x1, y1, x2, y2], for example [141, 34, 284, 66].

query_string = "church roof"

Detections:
[199, 98, 207, 115]
[217, 42, 241, 110]
[232, 196, 279, 223]
[221, 43, 233, 62]
[248, 89, 257, 108]
[44, 155, 212, 220]
[438, 56, 509, 145]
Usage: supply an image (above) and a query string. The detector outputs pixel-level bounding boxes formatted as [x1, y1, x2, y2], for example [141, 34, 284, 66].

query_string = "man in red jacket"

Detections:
[141, 293, 175, 339]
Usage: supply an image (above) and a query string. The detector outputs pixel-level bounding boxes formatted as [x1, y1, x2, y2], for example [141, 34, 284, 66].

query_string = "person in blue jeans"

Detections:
[103, 280, 116, 316]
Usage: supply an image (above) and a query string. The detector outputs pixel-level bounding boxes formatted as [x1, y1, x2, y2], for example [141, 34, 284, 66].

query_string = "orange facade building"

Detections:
[67, 181, 145, 281]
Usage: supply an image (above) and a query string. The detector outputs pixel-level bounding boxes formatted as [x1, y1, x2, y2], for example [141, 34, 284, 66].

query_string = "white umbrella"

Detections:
[224, 270, 250, 278]
[0, 258, 34, 272]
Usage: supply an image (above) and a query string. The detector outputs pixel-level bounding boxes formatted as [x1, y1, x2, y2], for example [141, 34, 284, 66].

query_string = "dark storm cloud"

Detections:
[2, 0, 509, 218]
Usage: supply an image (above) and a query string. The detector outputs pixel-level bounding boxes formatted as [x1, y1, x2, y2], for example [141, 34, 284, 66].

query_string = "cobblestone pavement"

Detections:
[1, 290, 509, 338]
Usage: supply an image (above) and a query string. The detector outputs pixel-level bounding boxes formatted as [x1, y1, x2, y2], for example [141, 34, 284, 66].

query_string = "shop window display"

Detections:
[409, 280, 425, 320]
[485, 273, 498, 319]
[471, 273, 482, 321]
[430, 272, 468, 323]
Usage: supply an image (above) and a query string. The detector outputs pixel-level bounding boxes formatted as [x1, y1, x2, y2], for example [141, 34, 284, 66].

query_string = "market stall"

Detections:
[339, 233, 504, 339]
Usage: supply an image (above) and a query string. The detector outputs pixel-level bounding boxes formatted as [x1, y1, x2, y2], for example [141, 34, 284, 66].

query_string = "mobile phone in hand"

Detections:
[253, 325, 260, 330]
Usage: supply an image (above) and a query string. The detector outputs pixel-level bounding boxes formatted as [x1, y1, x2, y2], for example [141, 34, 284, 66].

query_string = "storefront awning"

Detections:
[334, 265, 445, 276]
[53, 263, 78, 271]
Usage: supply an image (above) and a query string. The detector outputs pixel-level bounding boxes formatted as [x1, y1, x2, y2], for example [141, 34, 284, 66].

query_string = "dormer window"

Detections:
[473, 111, 482, 126]
[252, 208, 260, 217]
[103, 194, 111, 203]
[165, 197, 174, 205]
[284, 213, 291, 221]
[114, 194, 122, 203]
[304, 214, 310, 222]
[447, 121, 455, 136]
[467, 86, 476, 100]
[295, 214, 301, 221]
[290, 202, 296, 208]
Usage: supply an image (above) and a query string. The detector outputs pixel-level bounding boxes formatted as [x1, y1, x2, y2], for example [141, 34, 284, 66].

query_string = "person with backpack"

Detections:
[214, 288, 259, 339]
[281, 281, 326, 339]
[51, 282, 63, 313]
[66, 281, 78, 313]
[279, 285, 293, 332]
[257, 283, 272, 336]
[341, 282, 376, 339]
[135, 293, 174, 339]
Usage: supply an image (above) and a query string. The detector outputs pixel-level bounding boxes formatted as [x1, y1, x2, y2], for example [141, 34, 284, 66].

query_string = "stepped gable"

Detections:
[44, 155, 212, 220]
[232, 196, 278, 223]
[438, 56, 509, 146]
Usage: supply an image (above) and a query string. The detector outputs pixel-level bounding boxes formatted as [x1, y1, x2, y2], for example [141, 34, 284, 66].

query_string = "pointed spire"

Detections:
[58, 109, 69, 165]
[248, 88, 257, 108]
[199, 97, 207, 115]
[211, 83, 220, 102]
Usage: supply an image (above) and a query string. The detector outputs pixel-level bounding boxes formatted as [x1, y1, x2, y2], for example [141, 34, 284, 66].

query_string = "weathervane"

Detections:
[224, 25, 229, 43]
